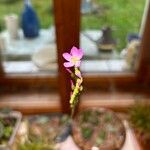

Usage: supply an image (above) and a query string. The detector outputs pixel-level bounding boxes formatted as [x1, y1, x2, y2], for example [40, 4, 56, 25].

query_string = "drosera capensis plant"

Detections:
[63, 46, 84, 118]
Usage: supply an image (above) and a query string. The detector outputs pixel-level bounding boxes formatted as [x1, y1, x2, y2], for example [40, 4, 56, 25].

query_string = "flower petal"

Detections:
[77, 48, 84, 59]
[75, 60, 81, 67]
[70, 46, 80, 57]
[64, 62, 74, 68]
[63, 53, 72, 61]
[70, 46, 84, 59]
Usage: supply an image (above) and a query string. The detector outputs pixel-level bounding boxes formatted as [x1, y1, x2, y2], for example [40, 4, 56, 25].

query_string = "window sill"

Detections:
[0, 91, 149, 114]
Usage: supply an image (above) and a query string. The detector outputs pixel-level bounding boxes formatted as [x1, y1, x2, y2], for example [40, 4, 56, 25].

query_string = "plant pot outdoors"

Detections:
[72, 107, 126, 150]
[0, 110, 22, 150]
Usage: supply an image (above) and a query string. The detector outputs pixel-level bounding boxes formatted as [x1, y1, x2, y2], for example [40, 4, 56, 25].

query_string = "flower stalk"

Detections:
[63, 46, 83, 118]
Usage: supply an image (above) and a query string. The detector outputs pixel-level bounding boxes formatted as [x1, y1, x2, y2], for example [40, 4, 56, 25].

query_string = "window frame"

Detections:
[0, 0, 150, 113]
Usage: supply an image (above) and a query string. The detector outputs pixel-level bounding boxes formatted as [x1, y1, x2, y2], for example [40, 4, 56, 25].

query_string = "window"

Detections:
[54, 0, 150, 113]
[0, 0, 59, 95]
[80, 0, 146, 73]
[0, 0, 57, 75]
[0, 0, 150, 113]
[78, 0, 150, 91]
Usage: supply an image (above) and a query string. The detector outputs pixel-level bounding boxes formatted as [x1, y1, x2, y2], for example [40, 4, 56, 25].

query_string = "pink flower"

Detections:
[63, 46, 83, 68]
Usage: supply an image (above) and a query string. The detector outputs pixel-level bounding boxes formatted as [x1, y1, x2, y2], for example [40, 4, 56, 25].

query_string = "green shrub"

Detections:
[129, 103, 150, 133]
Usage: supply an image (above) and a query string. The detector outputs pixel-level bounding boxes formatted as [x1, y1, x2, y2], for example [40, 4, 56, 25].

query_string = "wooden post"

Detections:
[54, 0, 81, 114]
[0, 67, 3, 76]
[0, 52, 4, 76]
[139, 0, 150, 36]
[138, 2, 150, 82]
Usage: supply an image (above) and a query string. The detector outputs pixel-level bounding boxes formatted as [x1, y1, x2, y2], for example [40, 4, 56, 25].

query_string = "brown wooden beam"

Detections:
[0, 72, 143, 91]
[83, 72, 138, 89]
[0, 52, 4, 76]
[0, 74, 57, 89]
[138, 1, 150, 83]
[54, 0, 81, 114]
[0, 92, 149, 114]
[0, 93, 61, 115]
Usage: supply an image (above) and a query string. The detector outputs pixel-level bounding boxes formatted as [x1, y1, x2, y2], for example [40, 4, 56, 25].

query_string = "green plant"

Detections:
[129, 103, 150, 149]
[0, 0, 20, 4]
[19, 133, 55, 150]
[73, 108, 126, 149]
[96, 130, 106, 145]
[19, 140, 55, 150]
[80, 110, 100, 125]
[0, 117, 16, 144]
[104, 113, 112, 123]
[81, 127, 93, 139]
[63, 46, 83, 118]
[129, 103, 150, 133]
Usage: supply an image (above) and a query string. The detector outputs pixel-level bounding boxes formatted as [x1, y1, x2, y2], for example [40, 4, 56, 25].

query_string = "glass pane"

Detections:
[0, 0, 57, 75]
[80, 0, 146, 73]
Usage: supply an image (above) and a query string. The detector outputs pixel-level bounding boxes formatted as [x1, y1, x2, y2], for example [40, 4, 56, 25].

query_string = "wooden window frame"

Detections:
[54, 0, 150, 113]
[0, 0, 150, 113]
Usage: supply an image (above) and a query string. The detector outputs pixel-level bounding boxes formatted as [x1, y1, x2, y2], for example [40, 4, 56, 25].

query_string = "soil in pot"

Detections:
[72, 108, 126, 150]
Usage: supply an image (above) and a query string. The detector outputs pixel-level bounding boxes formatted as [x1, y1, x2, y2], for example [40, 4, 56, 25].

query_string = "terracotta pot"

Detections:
[72, 107, 126, 150]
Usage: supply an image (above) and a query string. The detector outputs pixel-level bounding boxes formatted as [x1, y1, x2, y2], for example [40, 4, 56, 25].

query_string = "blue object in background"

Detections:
[21, 0, 40, 38]
[127, 33, 141, 43]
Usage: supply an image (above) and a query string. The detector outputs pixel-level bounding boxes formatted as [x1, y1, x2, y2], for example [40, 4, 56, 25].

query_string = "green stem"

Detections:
[70, 67, 82, 118]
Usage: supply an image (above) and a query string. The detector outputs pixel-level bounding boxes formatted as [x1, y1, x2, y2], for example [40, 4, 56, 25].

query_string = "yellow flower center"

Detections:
[71, 56, 79, 64]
